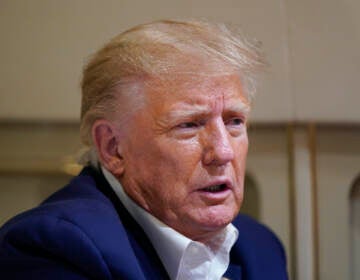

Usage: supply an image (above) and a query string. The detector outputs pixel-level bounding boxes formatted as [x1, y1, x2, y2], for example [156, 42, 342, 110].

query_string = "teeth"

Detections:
[204, 184, 225, 192]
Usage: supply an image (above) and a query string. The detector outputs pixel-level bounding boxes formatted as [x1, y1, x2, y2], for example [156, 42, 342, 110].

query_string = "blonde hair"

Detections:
[79, 19, 266, 164]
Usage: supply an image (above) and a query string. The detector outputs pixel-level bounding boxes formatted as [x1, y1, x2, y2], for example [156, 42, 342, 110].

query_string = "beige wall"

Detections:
[1, 1, 360, 280]
[1, 0, 359, 122]
[0, 174, 71, 226]
[287, 0, 360, 122]
[317, 128, 360, 279]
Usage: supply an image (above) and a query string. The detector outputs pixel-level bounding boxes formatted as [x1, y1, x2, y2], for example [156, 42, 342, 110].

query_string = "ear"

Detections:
[92, 119, 125, 176]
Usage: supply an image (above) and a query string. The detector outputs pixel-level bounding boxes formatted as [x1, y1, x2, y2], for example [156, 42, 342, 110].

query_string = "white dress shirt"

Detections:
[101, 166, 239, 280]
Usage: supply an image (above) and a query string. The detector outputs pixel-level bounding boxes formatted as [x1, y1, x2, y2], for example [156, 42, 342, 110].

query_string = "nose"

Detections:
[202, 119, 235, 166]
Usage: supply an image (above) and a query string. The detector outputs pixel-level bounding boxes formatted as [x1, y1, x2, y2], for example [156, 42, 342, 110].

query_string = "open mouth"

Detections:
[200, 184, 228, 193]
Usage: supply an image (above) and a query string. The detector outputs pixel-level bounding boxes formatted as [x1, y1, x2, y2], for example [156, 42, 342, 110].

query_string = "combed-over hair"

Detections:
[79, 19, 266, 164]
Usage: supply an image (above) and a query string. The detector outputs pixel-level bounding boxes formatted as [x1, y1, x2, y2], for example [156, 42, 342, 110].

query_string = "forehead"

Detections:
[143, 74, 248, 109]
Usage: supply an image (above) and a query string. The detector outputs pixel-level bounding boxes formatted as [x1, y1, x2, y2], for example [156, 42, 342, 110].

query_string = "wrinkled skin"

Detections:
[113, 74, 250, 241]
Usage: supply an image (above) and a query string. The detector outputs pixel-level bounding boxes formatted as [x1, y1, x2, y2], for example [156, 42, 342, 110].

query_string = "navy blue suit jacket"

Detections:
[0, 167, 288, 279]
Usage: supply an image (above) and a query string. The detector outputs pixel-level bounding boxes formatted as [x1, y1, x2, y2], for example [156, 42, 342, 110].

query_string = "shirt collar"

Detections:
[101, 166, 238, 280]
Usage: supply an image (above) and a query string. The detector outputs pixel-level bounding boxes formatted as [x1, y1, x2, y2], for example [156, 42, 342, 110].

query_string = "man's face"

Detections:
[117, 74, 249, 240]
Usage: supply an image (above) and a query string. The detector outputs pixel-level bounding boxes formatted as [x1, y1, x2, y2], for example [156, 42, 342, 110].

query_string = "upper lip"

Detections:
[196, 178, 233, 191]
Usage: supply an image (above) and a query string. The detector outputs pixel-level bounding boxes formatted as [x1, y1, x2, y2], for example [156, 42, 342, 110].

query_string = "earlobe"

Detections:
[107, 156, 125, 176]
[92, 120, 125, 176]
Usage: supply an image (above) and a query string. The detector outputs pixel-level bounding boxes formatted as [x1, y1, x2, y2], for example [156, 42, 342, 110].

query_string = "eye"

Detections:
[171, 120, 205, 139]
[176, 118, 207, 130]
[225, 117, 246, 137]
[226, 118, 244, 126]
[177, 122, 199, 129]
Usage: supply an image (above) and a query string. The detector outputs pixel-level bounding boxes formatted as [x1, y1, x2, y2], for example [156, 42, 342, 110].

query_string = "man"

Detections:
[0, 20, 288, 279]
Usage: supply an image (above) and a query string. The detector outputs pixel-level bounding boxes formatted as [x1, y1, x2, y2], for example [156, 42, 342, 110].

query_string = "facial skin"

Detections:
[96, 74, 250, 241]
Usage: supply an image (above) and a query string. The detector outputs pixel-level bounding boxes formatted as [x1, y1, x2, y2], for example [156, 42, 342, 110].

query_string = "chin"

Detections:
[197, 204, 239, 231]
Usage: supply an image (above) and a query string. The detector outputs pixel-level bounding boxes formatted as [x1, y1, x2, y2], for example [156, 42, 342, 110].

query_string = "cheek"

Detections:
[148, 141, 202, 200]
[159, 138, 201, 172]
[232, 137, 248, 174]
[233, 133, 248, 156]
[126, 137, 200, 188]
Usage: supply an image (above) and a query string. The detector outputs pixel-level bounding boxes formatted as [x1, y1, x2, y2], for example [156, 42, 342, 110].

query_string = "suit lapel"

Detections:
[223, 263, 242, 280]
[93, 167, 170, 280]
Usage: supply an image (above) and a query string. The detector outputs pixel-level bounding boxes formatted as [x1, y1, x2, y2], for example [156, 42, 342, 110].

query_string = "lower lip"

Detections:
[196, 188, 232, 201]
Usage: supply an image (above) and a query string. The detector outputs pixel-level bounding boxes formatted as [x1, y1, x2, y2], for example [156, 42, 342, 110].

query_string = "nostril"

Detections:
[202, 148, 215, 165]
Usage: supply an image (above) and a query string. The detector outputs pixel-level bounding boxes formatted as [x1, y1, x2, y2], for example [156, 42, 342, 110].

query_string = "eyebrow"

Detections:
[166, 103, 209, 121]
[165, 101, 250, 122]
[224, 102, 251, 116]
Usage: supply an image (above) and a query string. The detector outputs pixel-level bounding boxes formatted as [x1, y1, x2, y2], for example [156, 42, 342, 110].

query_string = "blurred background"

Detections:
[0, 1, 359, 279]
